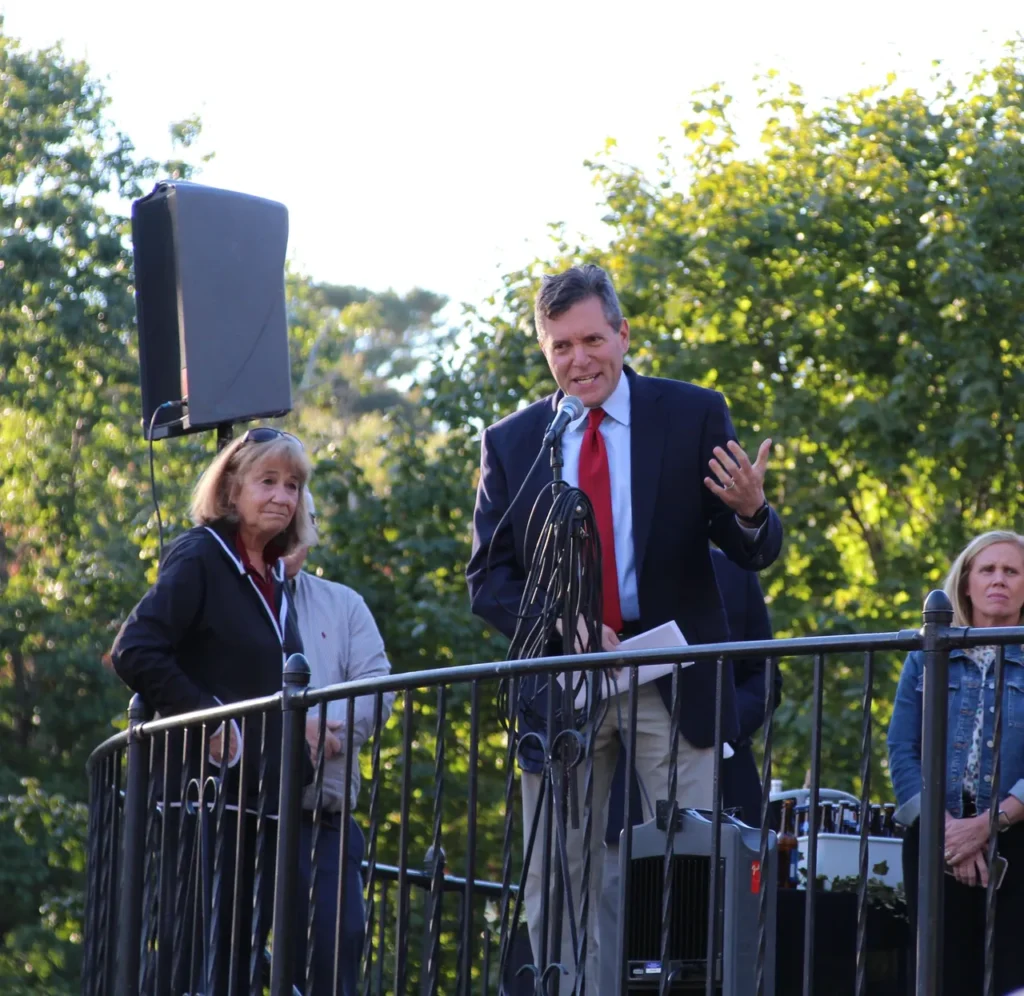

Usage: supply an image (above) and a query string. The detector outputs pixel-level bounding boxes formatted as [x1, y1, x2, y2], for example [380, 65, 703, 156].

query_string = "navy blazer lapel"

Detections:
[627, 368, 665, 588]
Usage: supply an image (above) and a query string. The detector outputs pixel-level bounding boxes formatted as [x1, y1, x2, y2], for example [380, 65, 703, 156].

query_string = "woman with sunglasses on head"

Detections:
[111, 426, 316, 996]
[888, 530, 1024, 996]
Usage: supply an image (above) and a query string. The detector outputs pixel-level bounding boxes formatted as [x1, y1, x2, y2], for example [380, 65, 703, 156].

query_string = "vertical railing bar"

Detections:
[801, 653, 825, 996]
[619, 666, 640, 996]
[270, 654, 311, 995]
[497, 677, 520, 981]
[207, 715, 234, 993]
[458, 680, 481, 995]
[138, 743, 161, 992]
[395, 688, 415, 994]
[659, 662, 682, 996]
[917, 590, 953, 996]
[424, 684, 447, 996]
[361, 692, 386, 995]
[305, 700, 328, 996]
[187, 724, 210, 995]
[855, 650, 875, 996]
[539, 658, 559, 983]
[108, 748, 124, 987]
[170, 726, 195, 988]
[334, 695, 358, 996]
[248, 714, 270, 994]
[98, 752, 119, 992]
[576, 661, 597, 995]
[705, 655, 725, 996]
[755, 656, 778, 996]
[151, 730, 174, 990]
[226, 716, 250, 996]
[115, 696, 150, 996]
[983, 643, 1006, 996]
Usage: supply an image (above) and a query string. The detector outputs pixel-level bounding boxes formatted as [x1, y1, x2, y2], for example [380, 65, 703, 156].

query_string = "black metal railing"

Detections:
[82, 591, 1024, 996]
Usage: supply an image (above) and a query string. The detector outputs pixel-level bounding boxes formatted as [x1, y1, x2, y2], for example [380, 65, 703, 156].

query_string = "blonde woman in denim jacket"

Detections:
[888, 530, 1024, 996]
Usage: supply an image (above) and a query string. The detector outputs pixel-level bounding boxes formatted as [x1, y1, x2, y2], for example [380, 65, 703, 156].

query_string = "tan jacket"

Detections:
[292, 570, 394, 812]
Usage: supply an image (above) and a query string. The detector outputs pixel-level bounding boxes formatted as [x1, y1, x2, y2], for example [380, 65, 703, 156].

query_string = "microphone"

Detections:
[542, 395, 585, 447]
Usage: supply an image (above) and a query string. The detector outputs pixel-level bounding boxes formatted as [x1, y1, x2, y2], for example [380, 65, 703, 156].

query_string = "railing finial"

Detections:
[922, 588, 953, 623]
[283, 652, 311, 687]
[127, 693, 148, 723]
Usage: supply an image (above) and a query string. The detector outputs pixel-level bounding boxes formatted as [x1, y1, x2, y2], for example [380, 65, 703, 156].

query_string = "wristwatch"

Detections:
[738, 501, 770, 528]
[998, 808, 1012, 832]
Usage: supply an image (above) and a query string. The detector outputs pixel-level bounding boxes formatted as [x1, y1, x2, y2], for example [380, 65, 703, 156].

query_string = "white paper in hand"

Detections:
[558, 621, 692, 711]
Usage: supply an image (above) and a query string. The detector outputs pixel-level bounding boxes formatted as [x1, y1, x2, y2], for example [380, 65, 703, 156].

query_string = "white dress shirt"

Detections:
[560, 372, 640, 622]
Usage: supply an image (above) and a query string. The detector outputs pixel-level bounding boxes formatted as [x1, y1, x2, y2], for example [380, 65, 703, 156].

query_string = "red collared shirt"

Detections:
[234, 533, 281, 617]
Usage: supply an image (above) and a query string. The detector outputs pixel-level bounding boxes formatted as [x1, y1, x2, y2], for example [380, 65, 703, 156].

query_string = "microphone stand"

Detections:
[504, 421, 600, 991]
[549, 432, 581, 829]
[545, 429, 571, 987]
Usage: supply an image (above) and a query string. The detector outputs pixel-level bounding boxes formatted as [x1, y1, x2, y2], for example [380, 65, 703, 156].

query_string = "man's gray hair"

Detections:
[534, 263, 623, 338]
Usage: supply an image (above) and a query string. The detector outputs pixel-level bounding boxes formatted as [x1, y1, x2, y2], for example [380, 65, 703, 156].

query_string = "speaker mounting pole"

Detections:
[216, 423, 234, 452]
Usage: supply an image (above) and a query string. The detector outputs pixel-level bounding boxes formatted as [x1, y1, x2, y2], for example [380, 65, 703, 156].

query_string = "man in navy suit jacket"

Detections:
[466, 264, 783, 989]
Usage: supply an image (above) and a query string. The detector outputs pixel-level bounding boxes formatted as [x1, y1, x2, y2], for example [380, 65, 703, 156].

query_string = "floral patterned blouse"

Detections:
[962, 645, 997, 801]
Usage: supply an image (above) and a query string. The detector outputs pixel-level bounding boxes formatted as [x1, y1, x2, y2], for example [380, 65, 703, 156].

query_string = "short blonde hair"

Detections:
[190, 432, 316, 553]
[943, 530, 1024, 627]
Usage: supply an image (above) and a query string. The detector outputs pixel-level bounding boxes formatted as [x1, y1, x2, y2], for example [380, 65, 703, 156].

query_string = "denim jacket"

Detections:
[887, 644, 1024, 825]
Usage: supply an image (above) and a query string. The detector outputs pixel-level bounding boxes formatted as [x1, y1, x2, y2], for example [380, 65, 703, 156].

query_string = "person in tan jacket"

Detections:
[282, 490, 394, 996]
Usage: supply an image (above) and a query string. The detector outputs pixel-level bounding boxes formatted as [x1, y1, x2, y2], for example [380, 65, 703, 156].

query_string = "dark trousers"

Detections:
[151, 806, 276, 996]
[292, 813, 366, 996]
[903, 819, 1024, 996]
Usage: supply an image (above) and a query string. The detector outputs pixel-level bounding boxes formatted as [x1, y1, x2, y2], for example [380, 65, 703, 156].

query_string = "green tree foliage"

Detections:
[0, 23, 468, 989]
[440, 42, 1024, 794]
[289, 277, 448, 419]
[0, 28, 188, 990]
[5, 13, 1024, 991]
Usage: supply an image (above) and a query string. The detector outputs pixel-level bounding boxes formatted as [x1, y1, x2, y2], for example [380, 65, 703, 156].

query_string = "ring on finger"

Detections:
[723, 480, 736, 490]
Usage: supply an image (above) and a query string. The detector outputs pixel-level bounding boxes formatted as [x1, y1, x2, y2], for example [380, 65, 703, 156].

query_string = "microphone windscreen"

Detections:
[560, 395, 585, 420]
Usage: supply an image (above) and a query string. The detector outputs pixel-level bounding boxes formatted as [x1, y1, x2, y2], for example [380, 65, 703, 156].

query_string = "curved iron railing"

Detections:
[82, 594, 1024, 996]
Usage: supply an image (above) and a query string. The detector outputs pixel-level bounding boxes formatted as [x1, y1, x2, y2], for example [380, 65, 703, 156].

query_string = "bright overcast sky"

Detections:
[3, 1, 1021, 309]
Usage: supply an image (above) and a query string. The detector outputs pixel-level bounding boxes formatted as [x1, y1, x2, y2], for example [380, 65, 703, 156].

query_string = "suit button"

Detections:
[988, 740, 994, 748]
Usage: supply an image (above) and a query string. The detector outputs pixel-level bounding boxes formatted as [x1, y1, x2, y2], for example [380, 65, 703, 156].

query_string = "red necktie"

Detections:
[577, 408, 623, 632]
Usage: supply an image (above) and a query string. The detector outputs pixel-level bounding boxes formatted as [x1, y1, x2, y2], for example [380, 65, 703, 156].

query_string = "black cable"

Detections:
[147, 401, 183, 563]
[483, 443, 549, 622]
[496, 482, 606, 737]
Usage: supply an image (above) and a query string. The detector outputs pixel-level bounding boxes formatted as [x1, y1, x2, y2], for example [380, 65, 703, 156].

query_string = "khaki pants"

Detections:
[520, 684, 714, 995]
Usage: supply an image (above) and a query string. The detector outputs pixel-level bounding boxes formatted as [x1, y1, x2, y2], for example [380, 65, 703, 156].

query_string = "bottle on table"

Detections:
[869, 804, 884, 837]
[882, 803, 897, 838]
[777, 799, 799, 889]
[796, 803, 810, 837]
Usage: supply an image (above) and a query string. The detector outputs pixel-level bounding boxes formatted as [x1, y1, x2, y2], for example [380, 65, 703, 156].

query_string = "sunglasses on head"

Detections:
[239, 427, 303, 448]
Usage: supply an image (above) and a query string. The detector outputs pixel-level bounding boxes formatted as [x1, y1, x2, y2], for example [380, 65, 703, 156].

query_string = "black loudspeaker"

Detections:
[131, 181, 293, 439]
